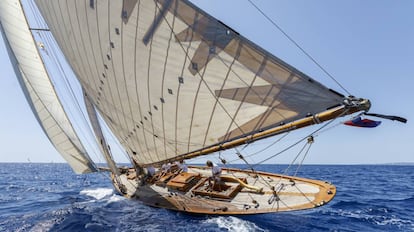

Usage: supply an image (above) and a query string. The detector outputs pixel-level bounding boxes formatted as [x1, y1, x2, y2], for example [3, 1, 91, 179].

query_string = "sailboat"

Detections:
[0, 0, 406, 215]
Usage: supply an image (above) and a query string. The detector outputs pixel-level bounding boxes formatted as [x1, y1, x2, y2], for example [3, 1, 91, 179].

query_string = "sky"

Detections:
[0, 0, 413, 165]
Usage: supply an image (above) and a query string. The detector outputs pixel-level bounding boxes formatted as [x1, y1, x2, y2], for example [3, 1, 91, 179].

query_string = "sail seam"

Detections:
[201, 42, 240, 147]
[132, 1, 152, 162]
[146, 2, 161, 163]
[106, 0, 134, 157]
[158, 0, 180, 160]
[119, 0, 140, 163]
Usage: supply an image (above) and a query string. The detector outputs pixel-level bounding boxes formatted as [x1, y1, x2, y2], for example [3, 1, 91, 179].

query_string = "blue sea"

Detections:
[0, 163, 413, 232]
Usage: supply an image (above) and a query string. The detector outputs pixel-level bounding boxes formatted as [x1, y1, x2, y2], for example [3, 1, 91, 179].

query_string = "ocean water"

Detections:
[0, 163, 413, 232]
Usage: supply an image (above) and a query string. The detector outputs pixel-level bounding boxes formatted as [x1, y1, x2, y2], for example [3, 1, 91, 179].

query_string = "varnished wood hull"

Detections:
[112, 166, 336, 215]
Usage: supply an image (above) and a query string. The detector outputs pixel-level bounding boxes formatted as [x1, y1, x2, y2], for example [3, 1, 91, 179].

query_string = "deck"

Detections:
[112, 166, 336, 215]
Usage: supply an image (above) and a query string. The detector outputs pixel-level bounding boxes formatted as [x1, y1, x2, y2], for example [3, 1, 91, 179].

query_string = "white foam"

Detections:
[29, 220, 55, 232]
[107, 194, 124, 203]
[374, 216, 414, 229]
[80, 188, 114, 200]
[203, 216, 268, 232]
[335, 209, 414, 230]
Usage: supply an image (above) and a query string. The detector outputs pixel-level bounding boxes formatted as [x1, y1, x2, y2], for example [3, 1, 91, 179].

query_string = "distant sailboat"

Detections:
[0, 0, 406, 214]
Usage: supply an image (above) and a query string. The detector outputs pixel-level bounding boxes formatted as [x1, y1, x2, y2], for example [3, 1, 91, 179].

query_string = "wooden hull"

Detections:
[113, 166, 336, 215]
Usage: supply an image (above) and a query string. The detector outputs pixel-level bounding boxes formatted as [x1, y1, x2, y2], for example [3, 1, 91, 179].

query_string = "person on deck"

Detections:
[178, 160, 188, 173]
[206, 160, 222, 190]
[161, 162, 171, 172]
[147, 165, 156, 177]
[140, 165, 156, 185]
[159, 162, 172, 178]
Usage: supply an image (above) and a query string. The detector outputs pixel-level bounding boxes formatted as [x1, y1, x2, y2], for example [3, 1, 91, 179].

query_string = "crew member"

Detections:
[206, 160, 222, 190]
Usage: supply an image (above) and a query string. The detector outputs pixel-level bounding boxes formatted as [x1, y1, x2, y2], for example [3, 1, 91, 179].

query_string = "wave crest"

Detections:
[80, 188, 114, 200]
[203, 216, 268, 232]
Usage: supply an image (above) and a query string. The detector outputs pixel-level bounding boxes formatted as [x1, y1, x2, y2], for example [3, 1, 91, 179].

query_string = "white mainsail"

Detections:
[0, 0, 96, 174]
[34, 0, 345, 165]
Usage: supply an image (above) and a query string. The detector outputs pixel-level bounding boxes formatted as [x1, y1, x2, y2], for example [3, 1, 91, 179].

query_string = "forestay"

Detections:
[34, 0, 344, 165]
[0, 0, 96, 174]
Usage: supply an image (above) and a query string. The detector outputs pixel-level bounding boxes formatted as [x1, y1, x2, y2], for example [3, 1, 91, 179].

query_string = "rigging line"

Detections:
[234, 148, 256, 172]
[63, 0, 98, 108]
[294, 139, 313, 176]
[252, 108, 350, 167]
[27, 0, 47, 29]
[315, 120, 343, 135]
[215, 149, 273, 190]
[269, 183, 284, 210]
[234, 148, 275, 189]
[215, 154, 271, 198]
[73, 1, 105, 122]
[45, 2, 97, 137]
[282, 140, 308, 177]
[39, 4, 123, 166]
[246, 0, 352, 96]
[41, 32, 104, 163]
[96, 111, 132, 164]
[293, 184, 317, 206]
[228, 132, 290, 163]
[270, 193, 294, 211]
[157, 8, 249, 148]
[44, 37, 98, 149]
[16, 64, 96, 168]
[25, 0, 103, 164]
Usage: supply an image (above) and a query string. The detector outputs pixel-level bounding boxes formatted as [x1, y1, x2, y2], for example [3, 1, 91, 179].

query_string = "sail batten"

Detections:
[34, 0, 347, 165]
[0, 0, 97, 174]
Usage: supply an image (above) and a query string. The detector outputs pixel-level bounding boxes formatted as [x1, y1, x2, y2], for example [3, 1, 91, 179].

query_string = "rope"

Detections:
[294, 136, 313, 176]
[228, 132, 290, 164]
[247, 0, 352, 96]
[252, 107, 349, 167]
[282, 139, 309, 176]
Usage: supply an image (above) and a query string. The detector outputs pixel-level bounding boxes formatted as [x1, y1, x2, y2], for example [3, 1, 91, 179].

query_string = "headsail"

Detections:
[0, 0, 96, 174]
[34, 0, 352, 166]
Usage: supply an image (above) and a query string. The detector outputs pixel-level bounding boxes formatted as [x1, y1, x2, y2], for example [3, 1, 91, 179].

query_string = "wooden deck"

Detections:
[112, 166, 336, 215]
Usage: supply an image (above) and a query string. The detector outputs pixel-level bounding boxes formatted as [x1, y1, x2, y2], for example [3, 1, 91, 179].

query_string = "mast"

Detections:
[84, 91, 120, 176]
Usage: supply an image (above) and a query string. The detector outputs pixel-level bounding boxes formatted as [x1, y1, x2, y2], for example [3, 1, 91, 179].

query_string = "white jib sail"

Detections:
[0, 0, 96, 173]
